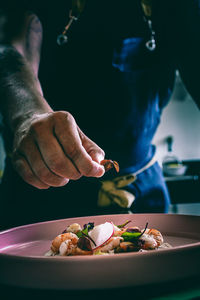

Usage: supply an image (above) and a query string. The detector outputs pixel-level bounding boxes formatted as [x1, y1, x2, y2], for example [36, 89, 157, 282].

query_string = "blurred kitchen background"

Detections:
[153, 70, 200, 215]
[0, 71, 199, 215]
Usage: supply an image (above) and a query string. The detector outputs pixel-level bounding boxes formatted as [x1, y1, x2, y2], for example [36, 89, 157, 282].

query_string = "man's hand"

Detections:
[0, 12, 105, 189]
[12, 111, 105, 189]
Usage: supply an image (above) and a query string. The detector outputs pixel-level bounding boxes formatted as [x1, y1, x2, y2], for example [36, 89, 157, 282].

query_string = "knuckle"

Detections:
[87, 145, 105, 161]
[99, 148, 105, 157]
[30, 120, 44, 135]
[95, 148, 105, 159]
[54, 111, 73, 123]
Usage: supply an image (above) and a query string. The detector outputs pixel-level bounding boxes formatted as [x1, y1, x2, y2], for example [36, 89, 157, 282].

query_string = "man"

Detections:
[0, 0, 199, 229]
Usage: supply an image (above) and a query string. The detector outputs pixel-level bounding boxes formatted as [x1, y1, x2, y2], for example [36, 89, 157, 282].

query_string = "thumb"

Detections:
[78, 128, 105, 175]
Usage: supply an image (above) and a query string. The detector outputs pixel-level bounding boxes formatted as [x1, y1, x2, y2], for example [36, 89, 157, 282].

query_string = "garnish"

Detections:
[126, 228, 141, 233]
[76, 222, 94, 238]
[138, 222, 148, 238]
[76, 222, 96, 247]
[47, 220, 167, 257]
[88, 222, 114, 250]
[121, 231, 142, 241]
[117, 220, 132, 228]
[121, 222, 148, 242]
[83, 222, 94, 233]
[100, 159, 119, 173]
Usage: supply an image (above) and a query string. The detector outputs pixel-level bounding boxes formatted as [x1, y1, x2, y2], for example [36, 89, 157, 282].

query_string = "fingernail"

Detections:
[58, 178, 69, 186]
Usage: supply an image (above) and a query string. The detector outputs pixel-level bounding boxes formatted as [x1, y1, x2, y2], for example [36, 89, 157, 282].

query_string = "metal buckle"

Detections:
[57, 10, 79, 46]
[146, 38, 156, 51]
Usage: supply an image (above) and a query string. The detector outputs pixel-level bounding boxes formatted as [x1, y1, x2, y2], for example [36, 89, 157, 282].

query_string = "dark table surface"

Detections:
[1, 275, 200, 300]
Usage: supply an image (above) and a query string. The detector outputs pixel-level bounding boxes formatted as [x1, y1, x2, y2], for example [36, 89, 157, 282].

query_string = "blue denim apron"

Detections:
[103, 36, 173, 213]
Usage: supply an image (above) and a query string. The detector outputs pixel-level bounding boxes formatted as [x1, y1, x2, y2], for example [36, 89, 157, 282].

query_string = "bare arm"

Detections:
[0, 11, 105, 189]
[0, 12, 50, 129]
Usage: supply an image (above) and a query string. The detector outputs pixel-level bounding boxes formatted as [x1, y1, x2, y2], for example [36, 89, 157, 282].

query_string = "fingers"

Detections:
[17, 137, 70, 187]
[12, 111, 106, 189]
[78, 127, 105, 172]
[37, 137, 82, 180]
[13, 154, 50, 189]
[53, 112, 105, 177]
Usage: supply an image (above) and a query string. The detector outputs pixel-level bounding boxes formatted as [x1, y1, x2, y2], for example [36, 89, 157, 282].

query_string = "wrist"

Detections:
[13, 110, 52, 131]
[12, 110, 54, 152]
[9, 93, 53, 131]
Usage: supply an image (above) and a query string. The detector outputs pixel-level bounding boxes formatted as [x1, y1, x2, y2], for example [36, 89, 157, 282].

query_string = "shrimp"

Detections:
[139, 233, 157, 250]
[145, 228, 164, 247]
[51, 232, 78, 254]
[59, 240, 93, 256]
[65, 223, 82, 234]
[139, 228, 164, 250]
[95, 237, 123, 253]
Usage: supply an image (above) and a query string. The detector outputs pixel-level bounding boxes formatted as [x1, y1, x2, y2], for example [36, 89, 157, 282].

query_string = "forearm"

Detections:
[0, 45, 52, 132]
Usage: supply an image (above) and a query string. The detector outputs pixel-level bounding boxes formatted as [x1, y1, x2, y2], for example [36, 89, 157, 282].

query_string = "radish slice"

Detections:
[88, 222, 114, 250]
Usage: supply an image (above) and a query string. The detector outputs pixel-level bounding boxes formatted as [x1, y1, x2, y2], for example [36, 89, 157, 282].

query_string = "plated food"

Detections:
[1, 214, 200, 290]
[45, 220, 171, 256]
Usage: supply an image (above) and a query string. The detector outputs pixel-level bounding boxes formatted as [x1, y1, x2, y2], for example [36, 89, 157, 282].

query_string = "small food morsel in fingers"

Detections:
[45, 220, 171, 257]
[100, 159, 119, 173]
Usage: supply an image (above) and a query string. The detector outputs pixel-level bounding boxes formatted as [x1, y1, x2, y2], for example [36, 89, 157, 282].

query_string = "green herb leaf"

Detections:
[75, 223, 96, 247]
[76, 230, 82, 238]
[117, 220, 131, 228]
[138, 222, 148, 238]
[121, 231, 142, 241]
[82, 222, 94, 235]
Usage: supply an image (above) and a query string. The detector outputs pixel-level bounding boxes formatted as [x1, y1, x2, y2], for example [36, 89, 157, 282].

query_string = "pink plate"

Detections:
[0, 213, 200, 290]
